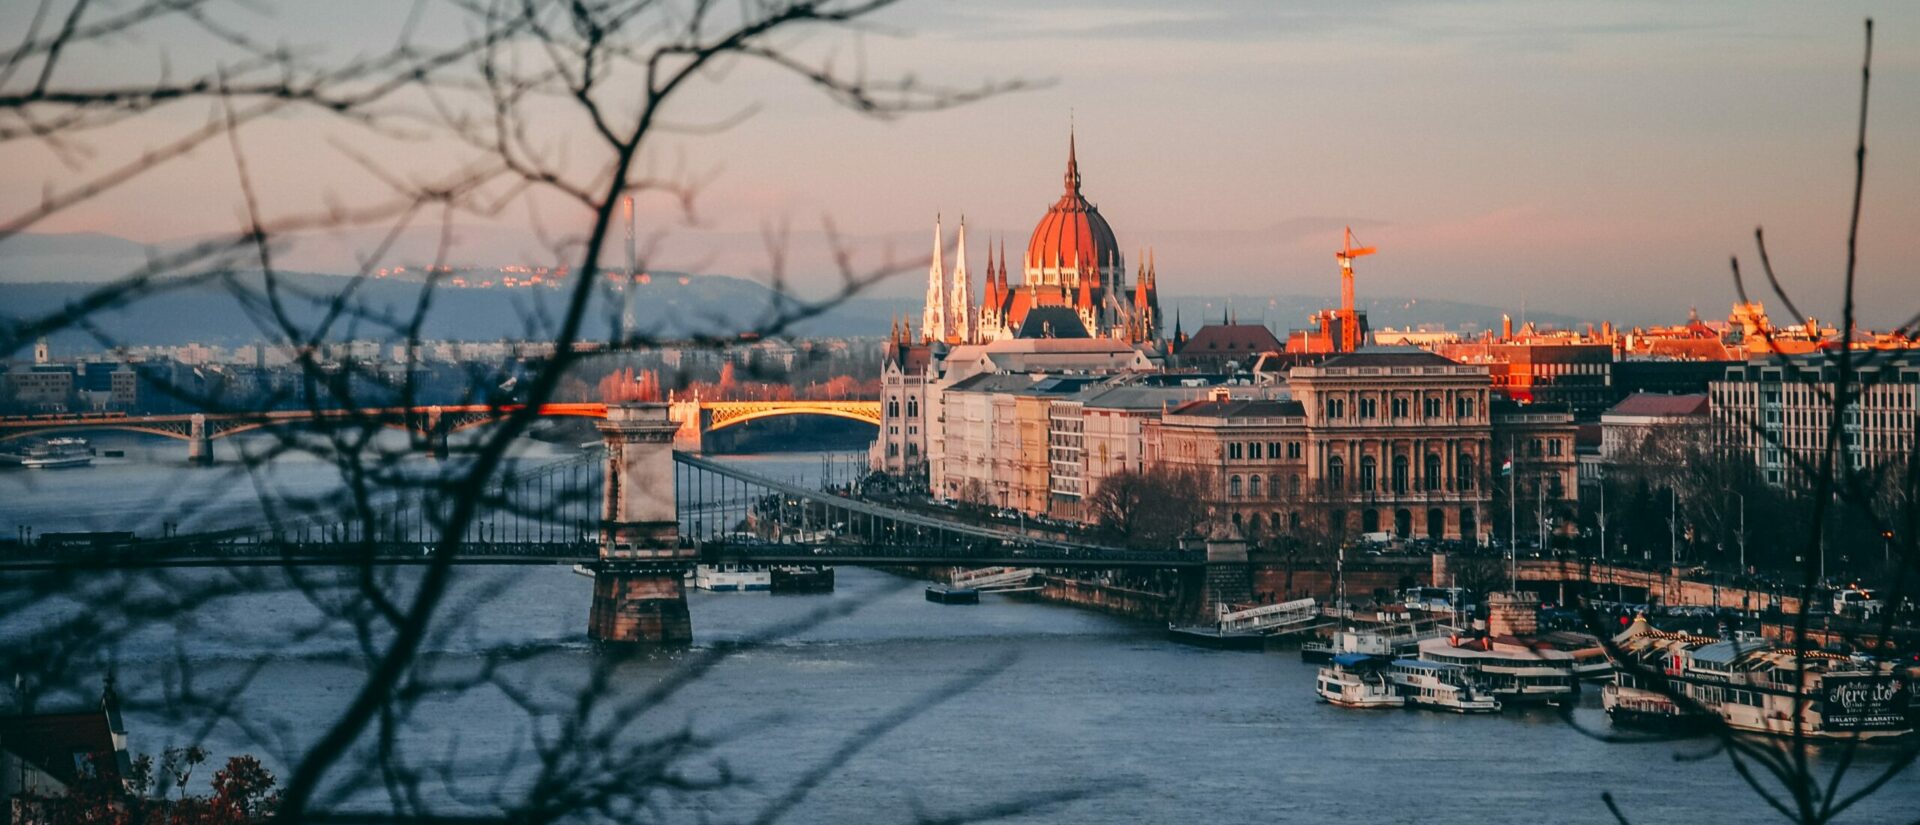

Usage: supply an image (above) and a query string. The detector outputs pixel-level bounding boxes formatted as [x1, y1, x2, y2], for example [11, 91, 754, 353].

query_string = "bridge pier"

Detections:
[1194, 528, 1253, 621]
[588, 402, 695, 645]
[186, 413, 212, 465]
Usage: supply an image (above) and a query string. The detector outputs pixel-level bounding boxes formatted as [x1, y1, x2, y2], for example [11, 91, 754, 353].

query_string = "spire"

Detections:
[951, 216, 974, 344]
[1173, 307, 1186, 346]
[923, 216, 947, 343]
[1064, 121, 1082, 195]
[997, 237, 1009, 293]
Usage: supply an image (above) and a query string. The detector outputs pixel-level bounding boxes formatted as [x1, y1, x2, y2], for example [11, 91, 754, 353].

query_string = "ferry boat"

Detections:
[1316, 653, 1407, 709]
[1416, 635, 1578, 705]
[1301, 628, 1396, 664]
[1389, 659, 1501, 713]
[1605, 616, 1913, 741]
[692, 563, 771, 592]
[21, 437, 93, 469]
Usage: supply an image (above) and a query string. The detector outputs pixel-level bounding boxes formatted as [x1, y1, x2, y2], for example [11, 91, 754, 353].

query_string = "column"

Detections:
[588, 402, 696, 644]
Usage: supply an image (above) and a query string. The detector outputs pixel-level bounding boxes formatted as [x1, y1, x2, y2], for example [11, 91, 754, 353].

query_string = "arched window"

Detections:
[1362, 509, 1381, 533]
[1391, 455, 1409, 494]
[1229, 475, 1243, 498]
[1249, 474, 1263, 499]
[1424, 454, 1442, 491]
[1327, 456, 1345, 490]
[906, 398, 918, 418]
[1290, 475, 1302, 496]
[1359, 456, 1377, 491]
[1457, 454, 1476, 491]
[1426, 508, 1444, 539]
[887, 396, 900, 417]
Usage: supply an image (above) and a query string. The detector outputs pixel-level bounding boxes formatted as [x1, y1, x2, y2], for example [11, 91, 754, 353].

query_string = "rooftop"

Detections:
[1318, 346, 1458, 369]
[1604, 392, 1710, 419]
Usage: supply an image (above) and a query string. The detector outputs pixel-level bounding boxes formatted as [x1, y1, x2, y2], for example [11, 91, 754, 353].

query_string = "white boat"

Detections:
[692, 563, 771, 592]
[1301, 628, 1396, 663]
[1389, 659, 1501, 713]
[22, 437, 93, 469]
[1607, 617, 1913, 741]
[1416, 635, 1578, 704]
[1316, 653, 1407, 709]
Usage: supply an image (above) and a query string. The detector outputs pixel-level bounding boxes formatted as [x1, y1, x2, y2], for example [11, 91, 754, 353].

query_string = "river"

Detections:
[2, 434, 1914, 823]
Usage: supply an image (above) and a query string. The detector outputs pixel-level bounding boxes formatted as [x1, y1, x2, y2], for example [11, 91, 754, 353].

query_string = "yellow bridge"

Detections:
[669, 399, 881, 449]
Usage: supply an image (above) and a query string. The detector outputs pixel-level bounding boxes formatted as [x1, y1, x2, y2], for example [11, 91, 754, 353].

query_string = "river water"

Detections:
[2, 435, 1914, 823]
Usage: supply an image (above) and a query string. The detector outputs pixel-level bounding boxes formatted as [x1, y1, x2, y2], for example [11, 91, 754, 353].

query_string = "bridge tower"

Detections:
[1192, 525, 1253, 620]
[667, 397, 707, 452]
[186, 413, 212, 465]
[588, 402, 696, 644]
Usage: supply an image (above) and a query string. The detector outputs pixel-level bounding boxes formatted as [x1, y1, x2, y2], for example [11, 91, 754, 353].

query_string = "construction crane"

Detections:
[1335, 226, 1377, 352]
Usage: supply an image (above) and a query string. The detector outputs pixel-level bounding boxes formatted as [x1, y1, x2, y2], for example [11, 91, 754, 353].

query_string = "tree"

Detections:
[0, 2, 1037, 823]
[1086, 464, 1208, 550]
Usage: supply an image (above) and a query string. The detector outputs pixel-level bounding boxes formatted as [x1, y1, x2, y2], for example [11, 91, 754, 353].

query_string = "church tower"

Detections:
[922, 216, 947, 343]
[949, 217, 974, 344]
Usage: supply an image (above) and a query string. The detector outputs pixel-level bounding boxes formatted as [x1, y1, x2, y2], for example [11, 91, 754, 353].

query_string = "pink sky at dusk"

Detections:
[2, 0, 1916, 327]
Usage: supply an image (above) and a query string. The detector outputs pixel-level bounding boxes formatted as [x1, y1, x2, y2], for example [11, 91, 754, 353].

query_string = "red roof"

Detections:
[1178, 324, 1283, 356]
[1606, 392, 1709, 418]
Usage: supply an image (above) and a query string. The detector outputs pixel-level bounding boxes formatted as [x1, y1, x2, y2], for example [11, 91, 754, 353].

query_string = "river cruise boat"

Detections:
[1389, 659, 1501, 713]
[1539, 630, 1614, 680]
[21, 437, 93, 469]
[925, 584, 979, 605]
[1316, 653, 1407, 709]
[1301, 628, 1397, 664]
[1605, 616, 1913, 741]
[1416, 635, 1578, 705]
[692, 563, 771, 592]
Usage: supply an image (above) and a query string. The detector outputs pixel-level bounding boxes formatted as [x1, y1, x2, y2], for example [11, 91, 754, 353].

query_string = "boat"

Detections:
[1539, 630, 1615, 680]
[1389, 659, 1501, 713]
[770, 565, 834, 593]
[1167, 623, 1265, 650]
[1301, 628, 1396, 663]
[1601, 676, 1708, 733]
[1605, 616, 1914, 741]
[1416, 635, 1578, 705]
[1316, 653, 1406, 709]
[925, 584, 979, 605]
[21, 437, 93, 469]
[693, 563, 771, 592]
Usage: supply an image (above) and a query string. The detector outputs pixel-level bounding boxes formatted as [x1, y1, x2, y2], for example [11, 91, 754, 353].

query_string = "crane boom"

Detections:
[1334, 227, 1376, 352]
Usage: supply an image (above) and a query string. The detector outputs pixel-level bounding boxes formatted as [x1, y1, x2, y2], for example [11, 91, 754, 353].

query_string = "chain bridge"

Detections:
[2, 403, 1231, 644]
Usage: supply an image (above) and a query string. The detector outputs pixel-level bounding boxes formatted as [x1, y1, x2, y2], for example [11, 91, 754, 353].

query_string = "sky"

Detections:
[3, 0, 1917, 327]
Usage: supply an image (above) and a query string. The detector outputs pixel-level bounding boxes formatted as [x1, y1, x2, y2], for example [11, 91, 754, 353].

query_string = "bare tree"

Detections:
[0, 2, 1060, 823]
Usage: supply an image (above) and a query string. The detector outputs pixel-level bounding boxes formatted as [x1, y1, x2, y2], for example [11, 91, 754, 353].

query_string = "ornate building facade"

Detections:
[920, 130, 1161, 347]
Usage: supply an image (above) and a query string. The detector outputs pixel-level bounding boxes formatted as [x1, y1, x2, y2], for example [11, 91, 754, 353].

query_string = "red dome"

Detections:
[1025, 132, 1122, 286]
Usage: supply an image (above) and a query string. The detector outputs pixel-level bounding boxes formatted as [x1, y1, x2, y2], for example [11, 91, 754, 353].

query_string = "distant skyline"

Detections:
[2, 1, 1915, 327]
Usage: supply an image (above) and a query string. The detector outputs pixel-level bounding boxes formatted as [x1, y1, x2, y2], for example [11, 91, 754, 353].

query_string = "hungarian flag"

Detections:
[1500, 459, 1513, 476]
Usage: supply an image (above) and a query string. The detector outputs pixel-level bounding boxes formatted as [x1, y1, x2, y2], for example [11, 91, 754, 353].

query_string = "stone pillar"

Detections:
[588, 402, 695, 644]
[1197, 527, 1252, 621]
[186, 413, 212, 465]
[1486, 591, 1539, 637]
[668, 399, 706, 452]
[427, 406, 450, 459]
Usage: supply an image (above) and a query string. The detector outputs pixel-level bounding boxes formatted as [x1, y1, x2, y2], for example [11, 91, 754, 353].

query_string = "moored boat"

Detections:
[926, 584, 979, 604]
[1416, 635, 1578, 705]
[693, 563, 771, 592]
[1316, 653, 1407, 709]
[1389, 658, 1501, 713]
[21, 437, 93, 469]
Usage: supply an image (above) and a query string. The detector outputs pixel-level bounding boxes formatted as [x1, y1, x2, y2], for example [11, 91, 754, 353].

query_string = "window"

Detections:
[1391, 397, 1410, 418]
[907, 398, 918, 418]
[1268, 441, 1282, 459]
[1229, 442, 1243, 460]
[1547, 439, 1562, 457]
[1288, 441, 1302, 459]
[1249, 474, 1263, 499]
[1358, 397, 1378, 419]
[1326, 398, 1345, 419]
[1392, 455, 1408, 494]
[1360, 456, 1377, 491]
[1458, 454, 1476, 490]
[1229, 475, 1243, 498]
[1327, 456, 1345, 489]
[1247, 441, 1262, 460]
[1456, 396, 1476, 419]
[1529, 439, 1542, 457]
[1424, 454, 1442, 491]
[1424, 397, 1442, 418]
[1290, 475, 1302, 496]
[887, 397, 900, 417]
